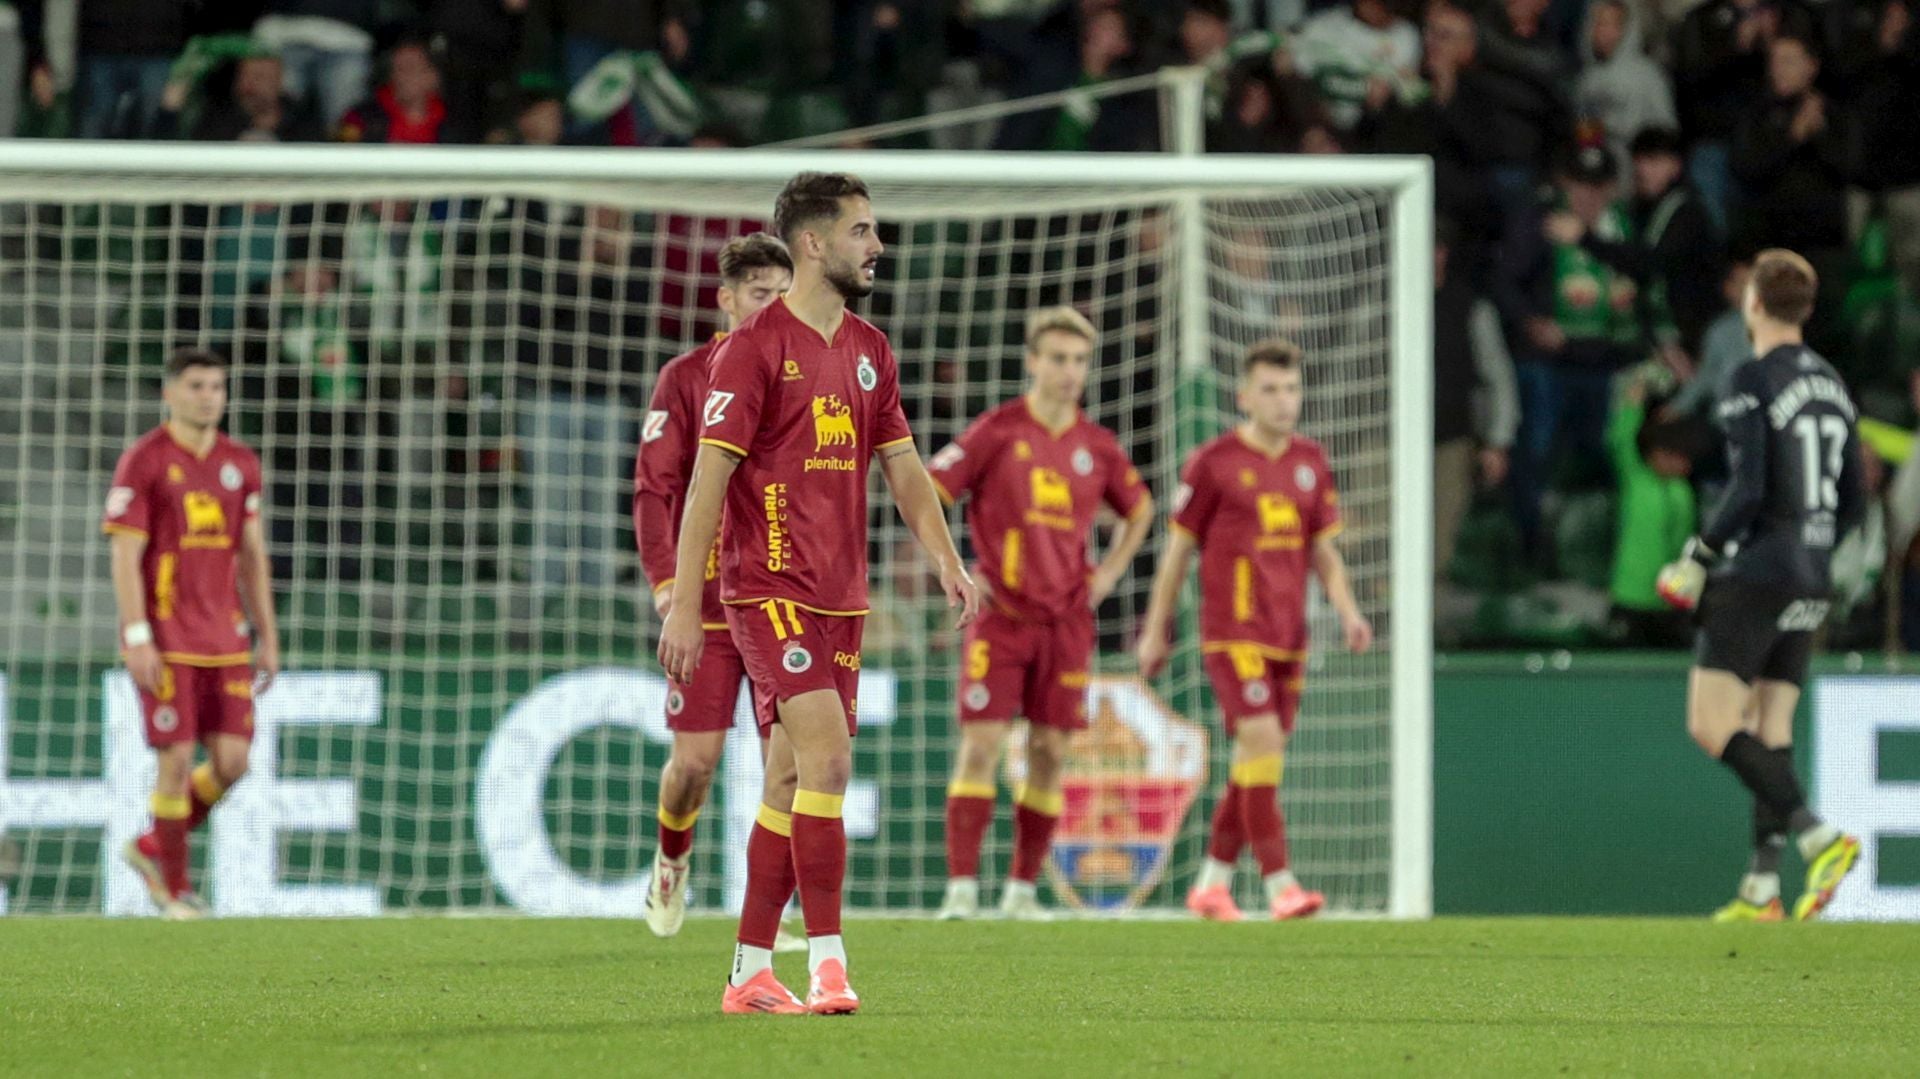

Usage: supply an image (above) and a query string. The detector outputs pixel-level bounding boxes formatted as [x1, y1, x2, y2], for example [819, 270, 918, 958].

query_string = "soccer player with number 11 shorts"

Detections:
[1137, 339, 1371, 921]
[660, 172, 979, 1016]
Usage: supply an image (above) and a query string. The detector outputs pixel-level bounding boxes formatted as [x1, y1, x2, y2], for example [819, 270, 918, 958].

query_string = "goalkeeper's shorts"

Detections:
[1693, 579, 1824, 687]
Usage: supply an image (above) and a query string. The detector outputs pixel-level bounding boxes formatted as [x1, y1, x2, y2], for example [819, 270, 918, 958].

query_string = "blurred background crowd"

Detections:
[4, 0, 1920, 652]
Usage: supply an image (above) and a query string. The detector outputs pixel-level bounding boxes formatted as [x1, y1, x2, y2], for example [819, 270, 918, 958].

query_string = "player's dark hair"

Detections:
[772, 172, 871, 245]
[166, 348, 228, 380]
[1751, 248, 1818, 325]
[1639, 411, 1712, 465]
[1242, 338, 1303, 377]
[1186, 0, 1233, 23]
[718, 232, 793, 286]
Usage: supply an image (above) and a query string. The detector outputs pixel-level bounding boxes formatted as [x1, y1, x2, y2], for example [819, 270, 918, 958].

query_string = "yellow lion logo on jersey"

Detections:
[1030, 467, 1073, 513]
[1256, 493, 1300, 535]
[183, 490, 227, 534]
[812, 395, 856, 450]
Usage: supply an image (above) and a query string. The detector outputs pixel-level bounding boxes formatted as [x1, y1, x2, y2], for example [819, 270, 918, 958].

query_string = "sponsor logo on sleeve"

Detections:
[642, 410, 670, 443]
[703, 390, 736, 428]
[106, 487, 134, 518]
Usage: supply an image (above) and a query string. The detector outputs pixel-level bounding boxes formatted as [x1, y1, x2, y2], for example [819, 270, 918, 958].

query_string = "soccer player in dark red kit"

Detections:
[659, 172, 979, 1016]
[927, 306, 1154, 921]
[102, 348, 280, 919]
[634, 231, 799, 942]
[1136, 339, 1371, 922]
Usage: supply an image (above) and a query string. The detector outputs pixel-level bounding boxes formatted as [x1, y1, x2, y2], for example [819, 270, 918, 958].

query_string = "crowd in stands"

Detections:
[5, 0, 1920, 652]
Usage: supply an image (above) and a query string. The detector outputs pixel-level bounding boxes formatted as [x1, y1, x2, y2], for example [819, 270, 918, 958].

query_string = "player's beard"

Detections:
[824, 255, 875, 300]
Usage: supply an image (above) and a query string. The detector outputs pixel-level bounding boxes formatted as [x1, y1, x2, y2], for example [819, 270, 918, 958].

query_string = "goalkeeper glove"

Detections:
[1655, 537, 1716, 611]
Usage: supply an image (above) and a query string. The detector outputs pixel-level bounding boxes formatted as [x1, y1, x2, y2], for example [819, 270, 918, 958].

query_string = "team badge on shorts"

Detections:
[1295, 464, 1316, 491]
[153, 706, 179, 733]
[856, 355, 878, 392]
[1072, 447, 1094, 476]
[964, 683, 991, 711]
[221, 462, 243, 490]
[666, 689, 685, 715]
[1243, 680, 1271, 706]
[782, 646, 814, 674]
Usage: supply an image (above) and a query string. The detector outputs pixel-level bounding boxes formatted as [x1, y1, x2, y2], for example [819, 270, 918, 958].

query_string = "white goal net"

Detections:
[0, 146, 1429, 918]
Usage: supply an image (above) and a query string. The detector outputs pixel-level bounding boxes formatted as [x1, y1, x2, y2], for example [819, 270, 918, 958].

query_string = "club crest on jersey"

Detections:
[1008, 677, 1206, 913]
[220, 462, 243, 491]
[642, 410, 670, 443]
[666, 689, 685, 716]
[1243, 680, 1271, 706]
[856, 354, 878, 392]
[964, 683, 991, 711]
[1295, 465, 1316, 491]
[1072, 447, 1094, 476]
[782, 645, 813, 674]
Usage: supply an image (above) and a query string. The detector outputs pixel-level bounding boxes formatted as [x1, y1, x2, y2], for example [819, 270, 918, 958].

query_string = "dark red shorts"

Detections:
[958, 605, 1092, 730]
[666, 629, 750, 734]
[724, 600, 863, 736]
[139, 662, 255, 748]
[1202, 645, 1303, 736]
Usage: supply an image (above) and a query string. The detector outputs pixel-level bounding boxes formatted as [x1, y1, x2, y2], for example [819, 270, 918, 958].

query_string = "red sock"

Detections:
[151, 792, 193, 897]
[1206, 782, 1245, 865]
[944, 790, 994, 879]
[735, 814, 796, 949]
[1241, 783, 1288, 876]
[1009, 787, 1062, 884]
[658, 804, 698, 861]
[790, 790, 846, 938]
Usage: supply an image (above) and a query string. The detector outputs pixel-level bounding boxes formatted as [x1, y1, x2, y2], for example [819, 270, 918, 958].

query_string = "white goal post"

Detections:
[0, 144, 1430, 919]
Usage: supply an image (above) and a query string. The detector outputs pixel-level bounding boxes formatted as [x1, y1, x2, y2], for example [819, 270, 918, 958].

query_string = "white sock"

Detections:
[1263, 869, 1299, 902]
[1001, 879, 1037, 906]
[1739, 872, 1780, 905]
[946, 877, 978, 898]
[808, 933, 846, 975]
[729, 943, 773, 987]
[1796, 823, 1841, 863]
[1195, 858, 1234, 892]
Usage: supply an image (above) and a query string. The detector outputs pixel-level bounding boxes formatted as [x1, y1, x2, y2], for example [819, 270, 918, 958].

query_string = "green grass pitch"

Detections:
[3, 917, 1916, 1076]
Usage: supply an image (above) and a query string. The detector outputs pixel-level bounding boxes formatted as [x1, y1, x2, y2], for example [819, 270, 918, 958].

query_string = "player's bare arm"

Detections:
[1312, 531, 1373, 653]
[108, 529, 162, 694]
[1091, 497, 1155, 607]
[660, 443, 740, 683]
[879, 440, 980, 627]
[238, 515, 281, 693]
[1134, 525, 1198, 679]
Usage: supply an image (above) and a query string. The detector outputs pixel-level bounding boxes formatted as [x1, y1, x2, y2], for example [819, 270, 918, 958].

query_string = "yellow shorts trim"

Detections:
[755, 804, 793, 838]
[1200, 641, 1305, 662]
[722, 597, 870, 617]
[162, 651, 254, 668]
[792, 789, 845, 819]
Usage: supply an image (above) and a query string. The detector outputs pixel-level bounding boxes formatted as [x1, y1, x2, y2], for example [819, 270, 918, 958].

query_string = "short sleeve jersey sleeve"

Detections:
[1170, 448, 1219, 539]
[699, 330, 777, 458]
[103, 443, 155, 535]
[868, 335, 913, 452]
[927, 413, 1000, 503]
[1100, 432, 1149, 518]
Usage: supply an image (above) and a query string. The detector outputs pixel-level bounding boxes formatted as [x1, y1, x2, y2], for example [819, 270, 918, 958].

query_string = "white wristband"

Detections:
[122, 621, 153, 648]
